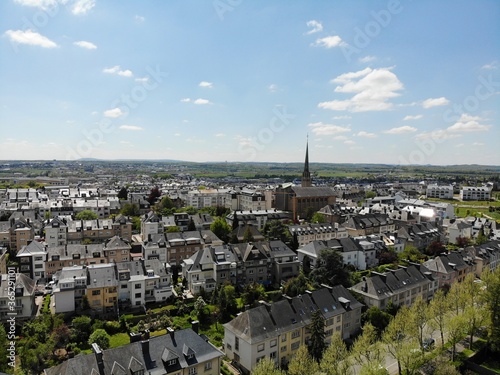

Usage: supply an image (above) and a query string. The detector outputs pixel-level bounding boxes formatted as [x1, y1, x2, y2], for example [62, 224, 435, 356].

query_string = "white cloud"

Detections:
[319, 67, 404, 112]
[333, 135, 348, 141]
[13, 0, 58, 9]
[4, 29, 57, 48]
[73, 40, 96, 49]
[403, 114, 423, 121]
[332, 115, 351, 120]
[119, 125, 143, 131]
[174, 133, 181, 136]
[472, 142, 484, 146]
[415, 129, 461, 141]
[199, 81, 213, 88]
[313, 35, 344, 48]
[422, 97, 449, 108]
[135, 15, 145, 23]
[355, 131, 377, 138]
[103, 65, 133, 77]
[268, 84, 278, 93]
[384, 126, 417, 134]
[71, 0, 95, 15]
[215, 133, 225, 137]
[306, 20, 323, 35]
[104, 108, 125, 118]
[446, 114, 491, 132]
[308, 122, 350, 136]
[344, 140, 356, 145]
[359, 55, 376, 63]
[180, 98, 191, 103]
[481, 61, 498, 70]
[193, 98, 211, 105]
[135, 77, 149, 83]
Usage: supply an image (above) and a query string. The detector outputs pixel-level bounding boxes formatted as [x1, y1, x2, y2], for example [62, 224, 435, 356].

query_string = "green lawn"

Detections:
[109, 333, 130, 348]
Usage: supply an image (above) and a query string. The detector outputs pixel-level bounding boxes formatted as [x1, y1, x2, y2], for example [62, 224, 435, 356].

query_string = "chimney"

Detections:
[141, 340, 149, 357]
[92, 342, 104, 365]
[167, 327, 175, 340]
[191, 320, 199, 334]
[143, 329, 150, 340]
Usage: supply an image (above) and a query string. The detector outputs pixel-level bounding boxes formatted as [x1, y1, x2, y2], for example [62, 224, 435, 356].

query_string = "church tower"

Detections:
[301, 138, 312, 187]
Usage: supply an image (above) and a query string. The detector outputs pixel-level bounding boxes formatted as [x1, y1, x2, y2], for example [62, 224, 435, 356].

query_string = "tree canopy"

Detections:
[310, 248, 351, 287]
[75, 210, 98, 220]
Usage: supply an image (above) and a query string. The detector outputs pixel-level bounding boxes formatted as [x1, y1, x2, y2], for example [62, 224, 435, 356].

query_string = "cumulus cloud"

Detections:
[268, 84, 278, 93]
[193, 98, 212, 105]
[384, 126, 417, 134]
[73, 40, 96, 49]
[313, 35, 344, 48]
[318, 67, 404, 112]
[472, 142, 484, 146]
[119, 125, 143, 131]
[332, 115, 351, 120]
[403, 114, 423, 121]
[415, 129, 461, 141]
[481, 61, 498, 70]
[104, 108, 125, 118]
[215, 133, 226, 137]
[199, 81, 213, 88]
[446, 114, 491, 132]
[308, 122, 350, 136]
[180, 98, 191, 103]
[306, 20, 323, 35]
[4, 29, 57, 48]
[103, 65, 133, 77]
[71, 0, 95, 15]
[14, 0, 58, 9]
[135, 15, 145, 23]
[359, 55, 376, 63]
[422, 97, 449, 108]
[135, 77, 149, 83]
[344, 140, 356, 145]
[355, 131, 377, 138]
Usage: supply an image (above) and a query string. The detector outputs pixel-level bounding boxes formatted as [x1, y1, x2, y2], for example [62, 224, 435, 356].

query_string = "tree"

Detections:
[290, 231, 299, 251]
[483, 267, 500, 353]
[71, 316, 92, 344]
[456, 235, 471, 248]
[147, 186, 162, 205]
[397, 245, 425, 264]
[241, 282, 266, 308]
[310, 248, 351, 287]
[378, 248, 398, 265]
[362, 306, 391, 337]
[365, 190, 377, 199]
[210, 217, 231, 242]
[75, 210, 98, 220]
[121, 202, 140, 216]
[288, 344, 319, 375]
[88, 329, 110, 350]
[283, 272, 313, 297]
[232, 211, 239, 230]
[166, 225, 180, 233]
[311, 212, 326, 223]
[187, 218, 196, 231]
[445, 314, 466, 362]
[308, 309, 326, 362]
[426, 241, 446, 257]
[242, 226, 254, 243]
[117, 186, 128, 200]
[476, 226, 488, 245]
[320, 333, 352, 375]
[408, 296, 429, 352]
[251, 357, 284, 375]
[263, 220, 290, 242]
[216, 284, 237, 322]
[352, 323, 386, 374]
[428, 289, 449, 348]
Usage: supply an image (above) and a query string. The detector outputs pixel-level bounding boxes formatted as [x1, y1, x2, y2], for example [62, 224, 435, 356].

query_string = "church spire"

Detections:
[301, 136, 312, 187]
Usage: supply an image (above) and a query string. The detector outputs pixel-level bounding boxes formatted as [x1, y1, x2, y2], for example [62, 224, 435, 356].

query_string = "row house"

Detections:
[5, 188, 39, 203]
[466, 240, 500, 276]
[52, 266, 88, 313]
[396, 199, 455, 220]
[350, 264, 438, 310]
[0, 273, 37, 321]
[186, 188, 231, 209]
[165, 230, 223, 266]
[17, 240, 47, 282]
[229, 188, 273, 211]
[426, 184, 454, 199]
[341, 213, 395, 237]
[45, 243, 107, 280]
[86, 263, 119, 313]
[0, 216, 36, 252]
[289, 223, 348, 247]
[396, 222, 443, 251]
[66, 216, 132, 243]
[422, 251, 475, 288]
[460, 186, 491, 201]
[44, 327, 224, 375]
[226, 210, 290, 231]
[223, 285, 362, 374]
[317, 203, 358, 224]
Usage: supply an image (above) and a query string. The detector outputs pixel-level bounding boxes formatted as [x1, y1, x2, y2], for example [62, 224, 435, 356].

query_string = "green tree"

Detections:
[241, 282, 266, 308]
[320, 333, 352, 375]
[290, 231, 299, 251]
[166, 225, 181, 233]
[88, 329, 110, 350]
[362, 306, 391, 337]
[232, 211, 240, 230]
[476, 227, 488, 245]
[461, 273, 488, 349]
[251, 357, 284, 375]
[0, 324, 8, 372]
[158, 195, 175, 211]
[310, 248, 351, 287]
[210, 217, 231, 242]
[445, 314, 467, 362]
[263, 220, 290, 242]
[308, 309, 326, 362]
[147, 186, 162, 205]
[121, 202, 140, 216]
[187, 218, 196, 231]
[397, 245, 425, 264]
[242, 226, 255, 243]
[365, 190, 377, 199]
[428, 289, 449, 348]
[283, 272, 313, 297]
[483, 267, 500, 353]
[288, 344, 319, 375]
[352, 323, 386, 374]
[217, 284, 237, 322]
[75, 210, 98, 220]
[311, 212, 326, 223]
[117, 186, 128, 200]
[71, 316, 92, 344]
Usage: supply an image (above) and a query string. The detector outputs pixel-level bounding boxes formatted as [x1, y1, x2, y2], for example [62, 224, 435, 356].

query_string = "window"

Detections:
[270, 339, 277, 347]
[281, 346, 287, 352]
[257, 344, 264, 352]
[92, 290, 101, 296]
[204, 362, 212, 371]
[291, 330, 300, 339]
[270, 351, 277, 359]
[281, 334, 287, 342]
[188, 368, 197, 375]
[235, 337, 239, 351]
[291, 342, 300, 350]
[135, 283, 141, 289]
[135, 293, 142, 298]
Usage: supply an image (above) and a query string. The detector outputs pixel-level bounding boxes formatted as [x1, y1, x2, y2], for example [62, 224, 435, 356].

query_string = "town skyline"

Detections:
[1, 0, 499, 165]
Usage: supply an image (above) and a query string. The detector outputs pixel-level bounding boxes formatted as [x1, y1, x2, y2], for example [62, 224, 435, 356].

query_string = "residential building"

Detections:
[52, 266, 88, 313]
[223, 285, 362, 374]
[447, 220, 473, 244]
[86, 264, 119, 313]
[426, 184, 454, 199]
[422, 251, 475, 288]
[289, 223, 348, 247]
[17, 240, 47, 282]
[460, 186, 492, 201]
[186, 188, 231, 209]
[350, 264, 438, 310]
[396, 222, 443, 251]
[165, 230, 222, 266]
[341, 213, 395, 237]
[226, 210, 290, 231]
[45, 243, 106, 280]
[0, 273, 37, 321]
[44, 327, 224, 375]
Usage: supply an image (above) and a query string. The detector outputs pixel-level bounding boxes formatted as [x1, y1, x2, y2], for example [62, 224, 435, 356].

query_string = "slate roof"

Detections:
[291, 186, 336, 198]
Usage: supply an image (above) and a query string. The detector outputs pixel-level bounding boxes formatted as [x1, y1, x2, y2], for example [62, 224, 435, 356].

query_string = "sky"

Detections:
[1, 0, 499, 165]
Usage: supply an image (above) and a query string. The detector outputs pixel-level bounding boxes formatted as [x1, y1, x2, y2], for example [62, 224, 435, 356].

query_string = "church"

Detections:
[274, 140, 336, 220]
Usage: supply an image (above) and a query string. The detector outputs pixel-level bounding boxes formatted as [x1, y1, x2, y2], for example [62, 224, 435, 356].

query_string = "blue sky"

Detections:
[1, 0, 499, 165]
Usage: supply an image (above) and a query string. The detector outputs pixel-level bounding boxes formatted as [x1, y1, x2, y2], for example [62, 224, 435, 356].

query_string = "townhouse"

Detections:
[341, 213, 395, 237]
[17, 240, 47, 282]
[66, 216, 132, 243]
[426, 184, 454, 199]
[226, 210, 290, 231]
[422, 251, 475, 288]
[86, 264, 119, 313]
[289, 223, 348, 247]
[396, 222, 443, 251]
[460, 186, 491, 201]
[52, 266, 88, 313]
[165, 230, 223, 266]
[186, 188, 231, 209]
[0, 273, 37, 321]
[350, 264, 438, 310]
[45, 243, 107, 280]
[223, 285, 362, 374]
[44, 327, 224, 375]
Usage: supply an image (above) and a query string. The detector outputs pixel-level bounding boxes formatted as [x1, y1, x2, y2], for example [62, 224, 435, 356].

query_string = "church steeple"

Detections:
[301, 136, 312, 187]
